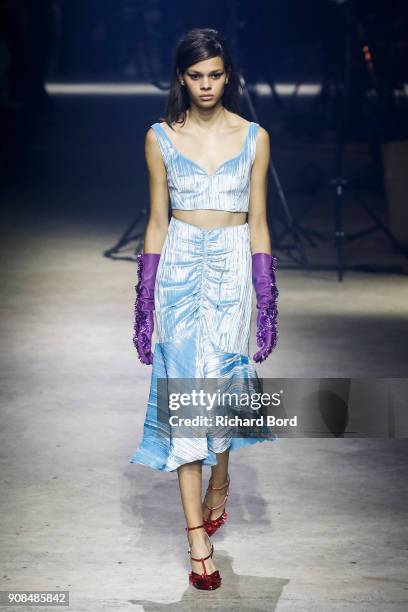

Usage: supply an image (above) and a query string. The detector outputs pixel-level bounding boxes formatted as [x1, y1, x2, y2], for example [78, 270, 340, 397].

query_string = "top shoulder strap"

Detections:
[150, 122, 174, 166]
[248, 122, 260, 164]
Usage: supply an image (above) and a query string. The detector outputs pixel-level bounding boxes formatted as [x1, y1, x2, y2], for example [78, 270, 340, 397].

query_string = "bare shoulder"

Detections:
[145, 126, 160, 158]
[145, 125, 157, 145]
[256, 124, 269, 142]
[251, 125, 270, 171]
[144, 126, 167, 175]
[145, 125, 164, 153]
[254, 125, 270, 153]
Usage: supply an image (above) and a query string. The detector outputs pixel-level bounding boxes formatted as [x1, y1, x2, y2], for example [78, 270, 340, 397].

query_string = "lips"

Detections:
[200, 95, 213, 100]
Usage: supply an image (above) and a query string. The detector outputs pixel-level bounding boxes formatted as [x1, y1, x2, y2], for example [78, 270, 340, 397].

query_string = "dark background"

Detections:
[1, 0, 408, 268]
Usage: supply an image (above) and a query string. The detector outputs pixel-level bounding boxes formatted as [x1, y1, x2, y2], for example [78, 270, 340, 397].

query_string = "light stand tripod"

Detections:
[329, 0, 407, 281]
[239, 71, 308, 266]
[226, 0, 308, 267]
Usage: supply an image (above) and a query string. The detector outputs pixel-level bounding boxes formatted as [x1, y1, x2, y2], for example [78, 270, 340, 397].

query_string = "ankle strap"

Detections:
[204, 489, 229, 511]
[185, 523, 204, 531]
[209, 473, 230, 491]
[189, 546, 213, 563]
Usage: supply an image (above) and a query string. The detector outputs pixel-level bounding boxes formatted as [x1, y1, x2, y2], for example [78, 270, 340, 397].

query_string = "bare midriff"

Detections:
[172, 209, 247, 229]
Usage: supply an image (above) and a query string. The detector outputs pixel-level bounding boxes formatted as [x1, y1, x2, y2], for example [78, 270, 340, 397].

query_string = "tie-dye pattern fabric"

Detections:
[148, 121, 259, 212]
[129, 217, 278, 472]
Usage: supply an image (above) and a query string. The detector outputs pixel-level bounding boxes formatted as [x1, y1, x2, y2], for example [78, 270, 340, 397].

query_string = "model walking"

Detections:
[129, 28, 279, 590]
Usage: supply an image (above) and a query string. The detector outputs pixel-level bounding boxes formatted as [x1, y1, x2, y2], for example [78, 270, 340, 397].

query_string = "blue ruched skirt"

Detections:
[129, 216, 277, 471]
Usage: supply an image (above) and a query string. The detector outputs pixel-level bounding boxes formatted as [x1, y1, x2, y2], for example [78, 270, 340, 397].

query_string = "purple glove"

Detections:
[133, 252, 161, 365]
[252, 252, 279, 363]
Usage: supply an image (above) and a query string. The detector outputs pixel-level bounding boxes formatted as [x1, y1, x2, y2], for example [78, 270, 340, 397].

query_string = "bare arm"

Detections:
[142, 127, 170, 253]
[247, 126, 272, 255]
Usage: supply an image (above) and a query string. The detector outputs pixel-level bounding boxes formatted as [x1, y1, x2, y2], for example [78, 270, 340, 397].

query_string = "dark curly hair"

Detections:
[160, 28, 241, 129]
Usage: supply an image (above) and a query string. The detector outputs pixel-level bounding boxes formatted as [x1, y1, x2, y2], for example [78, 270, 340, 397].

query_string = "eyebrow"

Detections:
[187, 69, 224, 75]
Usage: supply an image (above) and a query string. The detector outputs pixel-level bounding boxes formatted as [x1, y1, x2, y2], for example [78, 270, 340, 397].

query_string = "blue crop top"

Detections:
[150, 121, 260, 212]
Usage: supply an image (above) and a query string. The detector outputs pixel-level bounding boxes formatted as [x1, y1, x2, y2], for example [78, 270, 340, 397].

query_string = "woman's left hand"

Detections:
[252, 252, 279, 363]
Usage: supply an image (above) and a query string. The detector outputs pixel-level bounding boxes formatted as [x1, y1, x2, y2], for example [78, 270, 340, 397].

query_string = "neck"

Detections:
[185, 104, 227, 131]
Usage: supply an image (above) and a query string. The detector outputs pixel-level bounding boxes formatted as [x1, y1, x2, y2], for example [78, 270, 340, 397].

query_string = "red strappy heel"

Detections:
[185, 523, 222, 590]
[203, 473, 230, 536]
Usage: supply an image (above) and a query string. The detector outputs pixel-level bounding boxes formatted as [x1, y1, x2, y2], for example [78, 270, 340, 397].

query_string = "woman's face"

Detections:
[179, 56, 229, 109]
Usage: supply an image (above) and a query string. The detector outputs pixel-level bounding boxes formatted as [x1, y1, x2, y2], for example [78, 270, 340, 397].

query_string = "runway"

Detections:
[1, 94, 408, 611]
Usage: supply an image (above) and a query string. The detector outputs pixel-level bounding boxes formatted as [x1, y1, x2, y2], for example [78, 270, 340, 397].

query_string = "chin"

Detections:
[196, 98, 219, 107]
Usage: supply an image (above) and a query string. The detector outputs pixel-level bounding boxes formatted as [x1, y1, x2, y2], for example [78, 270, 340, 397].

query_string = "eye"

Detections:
[187, 73, 223, 80]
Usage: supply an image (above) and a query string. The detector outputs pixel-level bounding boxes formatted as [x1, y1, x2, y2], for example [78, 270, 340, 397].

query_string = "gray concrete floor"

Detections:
[1, 95, 408, 610]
